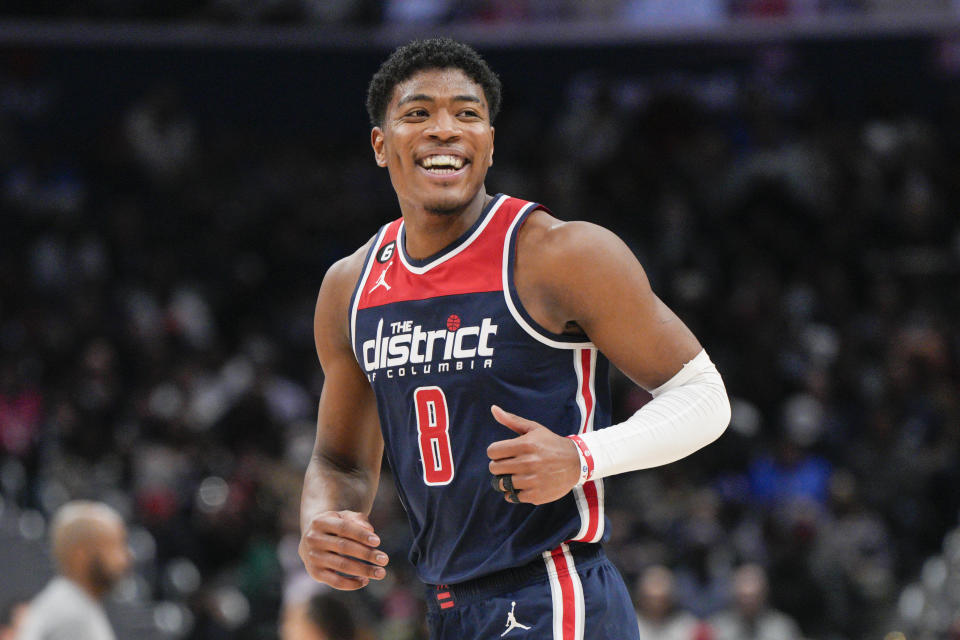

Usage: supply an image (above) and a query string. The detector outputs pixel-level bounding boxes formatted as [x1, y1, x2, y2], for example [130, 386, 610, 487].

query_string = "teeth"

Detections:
[420, 154, 465, 169]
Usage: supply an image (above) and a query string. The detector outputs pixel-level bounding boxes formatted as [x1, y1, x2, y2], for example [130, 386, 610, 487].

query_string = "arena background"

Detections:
[1, 2, 959, 639]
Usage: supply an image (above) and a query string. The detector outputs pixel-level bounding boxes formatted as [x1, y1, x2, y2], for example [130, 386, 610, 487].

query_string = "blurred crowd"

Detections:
[1, 0, 959, 26]
[1, 36, 960, 640]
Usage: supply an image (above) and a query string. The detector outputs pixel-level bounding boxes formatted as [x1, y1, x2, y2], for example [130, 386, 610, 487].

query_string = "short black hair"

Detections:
[366, 38, 502, 128]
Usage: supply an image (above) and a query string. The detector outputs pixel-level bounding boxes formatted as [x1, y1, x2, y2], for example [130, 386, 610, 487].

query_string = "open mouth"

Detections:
[417, 154, 468, 176]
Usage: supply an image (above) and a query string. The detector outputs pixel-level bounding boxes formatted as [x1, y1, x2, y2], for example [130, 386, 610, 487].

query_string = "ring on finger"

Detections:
[492, 473, 513, 493]
[502, 475, 520, 504]
[491, 474, 520, 503]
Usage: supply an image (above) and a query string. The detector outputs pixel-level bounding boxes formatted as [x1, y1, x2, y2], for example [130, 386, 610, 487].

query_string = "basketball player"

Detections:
[299, 39, 731, 640]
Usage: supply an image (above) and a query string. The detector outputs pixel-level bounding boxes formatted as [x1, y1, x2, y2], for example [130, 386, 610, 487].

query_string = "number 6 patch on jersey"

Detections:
[414, 386, 455, 485]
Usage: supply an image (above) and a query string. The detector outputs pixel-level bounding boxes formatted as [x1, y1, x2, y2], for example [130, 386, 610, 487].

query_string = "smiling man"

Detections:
[298, 38, 731, 640]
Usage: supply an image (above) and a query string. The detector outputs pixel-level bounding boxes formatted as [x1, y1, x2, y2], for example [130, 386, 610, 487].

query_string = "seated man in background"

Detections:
[636, 565, 704, 640]
[709, 564, 803, 640]
[16, 501, 131, 640]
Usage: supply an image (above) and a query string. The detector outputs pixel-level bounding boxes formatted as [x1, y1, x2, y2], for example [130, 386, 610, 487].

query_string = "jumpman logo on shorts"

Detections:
[501, 601, 531, 636]
[369, 260, 393, 293]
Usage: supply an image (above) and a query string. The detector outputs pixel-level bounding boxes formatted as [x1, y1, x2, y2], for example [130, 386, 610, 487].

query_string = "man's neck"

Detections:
[61, 574, 104, 602]
[399, 190, 492, 260]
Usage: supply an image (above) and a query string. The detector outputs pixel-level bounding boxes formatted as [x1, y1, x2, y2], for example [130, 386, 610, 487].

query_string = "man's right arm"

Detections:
[298, 247, 389, 590]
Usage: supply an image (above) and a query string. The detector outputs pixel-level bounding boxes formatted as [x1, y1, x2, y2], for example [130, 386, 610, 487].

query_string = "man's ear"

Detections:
[371, 127, 387, 167]
[489, 126, 495, 167]
[63, 544, 87, 577]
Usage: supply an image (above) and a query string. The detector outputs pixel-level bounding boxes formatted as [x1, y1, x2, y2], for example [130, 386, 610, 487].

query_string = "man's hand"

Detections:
[486, 405, 582, 505]
[299, 510, 389, 590]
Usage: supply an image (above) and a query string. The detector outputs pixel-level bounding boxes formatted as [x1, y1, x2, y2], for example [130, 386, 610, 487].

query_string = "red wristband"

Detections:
[567, 435, 595, 484]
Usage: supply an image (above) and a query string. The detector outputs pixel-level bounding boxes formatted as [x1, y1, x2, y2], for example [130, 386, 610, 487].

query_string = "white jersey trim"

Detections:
[501, 204, 594, 350]
[396, 194, 508, 275]
[571, 350, 591, 541]
[592, 479, 605, 543]
[349, 225, 389, 367]
[566, 545, 586, 640]
[570, 349, 605, 544]
[543, 544, 586, 640]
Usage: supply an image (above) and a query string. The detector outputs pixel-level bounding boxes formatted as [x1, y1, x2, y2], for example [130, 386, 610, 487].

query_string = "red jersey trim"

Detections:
[568, 349, 605, 544]
[355, 195, 528, 310]
[396, 194, 507, 274]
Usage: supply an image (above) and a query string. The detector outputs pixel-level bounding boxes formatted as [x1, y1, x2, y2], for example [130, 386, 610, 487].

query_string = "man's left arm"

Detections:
[487, 216, 730, 504]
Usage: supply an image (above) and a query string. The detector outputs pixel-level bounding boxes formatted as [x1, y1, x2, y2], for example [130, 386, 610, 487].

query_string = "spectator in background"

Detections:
[635, 565, 704, 640]
[708, 564, 802, 640]
[123, 83, 197, 188]
[280, 592, 358, 640]
[747, 429, 832, 514]
[0, 362, 42, 463]
[672, 490, 733, 619]
[16, 501, 131, 640]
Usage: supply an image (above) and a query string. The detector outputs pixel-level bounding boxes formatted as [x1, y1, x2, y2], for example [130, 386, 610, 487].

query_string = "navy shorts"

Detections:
[425, 543, 640, 640]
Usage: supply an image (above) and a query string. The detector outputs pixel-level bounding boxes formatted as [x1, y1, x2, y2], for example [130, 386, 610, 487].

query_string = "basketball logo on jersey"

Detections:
[377, 241, 396, 263]
[369, 260, 393, 294]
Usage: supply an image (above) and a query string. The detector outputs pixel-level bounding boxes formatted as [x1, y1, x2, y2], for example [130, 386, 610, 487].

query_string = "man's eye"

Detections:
[460, 110, 480, 118]
[406, 109, 428, 118]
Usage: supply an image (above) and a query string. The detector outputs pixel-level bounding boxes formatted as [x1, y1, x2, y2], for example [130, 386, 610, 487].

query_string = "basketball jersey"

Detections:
[350, 194, 611, 585]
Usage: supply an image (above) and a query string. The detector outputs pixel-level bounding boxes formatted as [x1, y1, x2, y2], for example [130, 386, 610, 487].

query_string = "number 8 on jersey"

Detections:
[414, 386, 454, 485]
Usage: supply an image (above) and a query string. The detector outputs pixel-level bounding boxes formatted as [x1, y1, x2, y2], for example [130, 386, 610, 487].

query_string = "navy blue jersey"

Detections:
[350, 194, 611, 585]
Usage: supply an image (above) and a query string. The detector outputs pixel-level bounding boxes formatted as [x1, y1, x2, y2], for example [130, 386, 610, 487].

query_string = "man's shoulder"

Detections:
[21, 579, 110, 639]
[326, 235, 379, 288]
[318, 233, 381, 307]
[514, 208, 637, 297]
[705, 611, 739, 638]
[759, 609, 802, 635]
[31, 578, 82, 604]
[517, 208, 622, 263]
[314, 233, 382, 348]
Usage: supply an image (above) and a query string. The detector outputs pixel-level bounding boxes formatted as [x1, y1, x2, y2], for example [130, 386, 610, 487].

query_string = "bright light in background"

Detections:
[154, 601, 195, 638]
[164, 557, 202, 597]
[197, 476, 229, 513]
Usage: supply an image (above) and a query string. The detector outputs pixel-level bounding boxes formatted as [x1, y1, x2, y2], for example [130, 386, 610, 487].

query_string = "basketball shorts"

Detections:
[425, 542, 640, 640]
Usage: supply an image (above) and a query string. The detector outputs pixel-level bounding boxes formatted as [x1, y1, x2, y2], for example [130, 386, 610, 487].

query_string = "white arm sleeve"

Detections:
[577, 349, 731, 480]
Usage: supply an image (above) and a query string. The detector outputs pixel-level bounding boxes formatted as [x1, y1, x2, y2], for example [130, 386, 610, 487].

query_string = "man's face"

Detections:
[372, 67, 495, 215]
[87, 521, 131, 593]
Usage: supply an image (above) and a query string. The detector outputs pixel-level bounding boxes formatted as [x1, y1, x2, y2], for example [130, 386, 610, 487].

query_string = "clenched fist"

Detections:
[299, 510, 390, 590]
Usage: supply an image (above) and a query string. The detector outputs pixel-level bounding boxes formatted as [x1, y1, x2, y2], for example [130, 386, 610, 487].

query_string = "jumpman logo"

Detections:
[500, 601, 531, 636]
[369, 260, 393, 293]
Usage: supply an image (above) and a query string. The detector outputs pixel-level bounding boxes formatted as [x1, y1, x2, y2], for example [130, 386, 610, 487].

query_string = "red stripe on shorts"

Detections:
[550, 546, 577, 640]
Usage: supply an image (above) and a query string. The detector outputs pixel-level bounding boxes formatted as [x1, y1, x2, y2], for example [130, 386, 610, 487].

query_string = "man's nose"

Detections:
[425, 110, 461, 141]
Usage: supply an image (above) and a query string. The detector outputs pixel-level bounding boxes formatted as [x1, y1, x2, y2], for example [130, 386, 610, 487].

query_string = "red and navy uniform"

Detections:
[350, 194, 639, 640]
